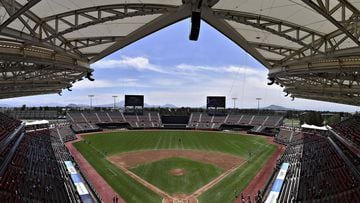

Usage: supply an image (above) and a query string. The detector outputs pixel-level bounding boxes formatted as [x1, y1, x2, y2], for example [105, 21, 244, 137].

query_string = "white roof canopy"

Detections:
[0, 0, 359, 105]
[301, 123, 328, 131]
[25, 120, 49, 126]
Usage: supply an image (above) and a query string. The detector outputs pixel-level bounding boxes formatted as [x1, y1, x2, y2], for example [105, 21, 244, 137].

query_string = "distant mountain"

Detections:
[41, 103, 64, 107]
[66, 103, 89, 108]
[162, 104, 178, 108]
[262, 105, 293, 111]
[144, 103, 177, 108]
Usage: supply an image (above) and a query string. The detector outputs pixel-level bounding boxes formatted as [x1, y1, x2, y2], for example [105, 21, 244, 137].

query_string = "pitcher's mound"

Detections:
[170, 168, 187, 176]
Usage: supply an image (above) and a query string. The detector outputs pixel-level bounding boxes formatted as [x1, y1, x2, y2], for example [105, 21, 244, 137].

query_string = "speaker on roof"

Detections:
[267, 77, 275, 85]
[86, 72, 95, 81]
[189, 12, 201, 41]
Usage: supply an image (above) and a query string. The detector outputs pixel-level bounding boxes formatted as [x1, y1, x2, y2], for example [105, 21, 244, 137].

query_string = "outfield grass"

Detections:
[131, 157, 223, 194]
[198, 143, 276, 202]
[74, 130, 276, 203]
[74, 140, 161, 202]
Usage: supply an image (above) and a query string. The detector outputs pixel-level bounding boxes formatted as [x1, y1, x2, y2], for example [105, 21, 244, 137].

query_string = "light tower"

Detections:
[231, 97, 238, 109]
[88, 95, 94, 110]
[256, 97, 262, 114]
[112, 95, 118, 110]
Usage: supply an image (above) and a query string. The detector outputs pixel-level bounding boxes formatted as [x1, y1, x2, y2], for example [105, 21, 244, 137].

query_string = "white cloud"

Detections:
[92, 56, 166, 73]
[176, 64, 215, 72]
[118, 78, 150, 88]
[72, 79, 116, 89]
[71, 78, 149, 90]
[223, 65, 263, 76]
[176, 64, 266, 76]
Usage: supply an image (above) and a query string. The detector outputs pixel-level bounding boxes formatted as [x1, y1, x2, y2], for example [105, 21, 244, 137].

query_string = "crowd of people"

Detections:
[332, 115, 360, 147]
[270, 132, 360, 202]
[0, 130, 72, 202]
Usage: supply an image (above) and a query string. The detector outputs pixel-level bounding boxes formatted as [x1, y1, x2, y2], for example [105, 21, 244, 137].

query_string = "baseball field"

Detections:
[73, 130, 277, 203]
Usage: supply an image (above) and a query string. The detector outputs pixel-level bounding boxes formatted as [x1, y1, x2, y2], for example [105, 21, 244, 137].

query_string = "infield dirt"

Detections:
[107, 149, 244, 170]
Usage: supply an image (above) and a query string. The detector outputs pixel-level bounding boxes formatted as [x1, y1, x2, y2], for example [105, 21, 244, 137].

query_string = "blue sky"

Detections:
[1, 19, 359, 112]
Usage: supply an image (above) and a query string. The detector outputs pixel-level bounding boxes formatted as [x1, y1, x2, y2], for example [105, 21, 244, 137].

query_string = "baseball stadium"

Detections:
[0, 1, 360, 203]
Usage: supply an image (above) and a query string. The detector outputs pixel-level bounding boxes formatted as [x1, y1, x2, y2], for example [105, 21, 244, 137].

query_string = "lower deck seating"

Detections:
[332, 115, 360, 147]
[0, 113, 22, 143]
[50, 129, 99, 202]
[67, 111, 283, 132]
[274, 128, 302, 145]
[69, 111, 161, 129]
[7, 110, 58, 120]
[106, 112, 125, 123]
[51, 126, 77, 142]
[0, 130, 71, 202]
[70, 123, 101, 134]
[96, 112, 113, 123]
[269, 133, 360, 202]
[330, 133, 360, 171]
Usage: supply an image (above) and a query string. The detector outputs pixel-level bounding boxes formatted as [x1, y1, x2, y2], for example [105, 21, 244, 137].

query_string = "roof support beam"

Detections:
[202, 7, 271, 68]
[292, 93, 359, 106]
[213, 9, 325, 58]
[61, 36, 124, 50]
[0, 90, 61, 99]
[285, 86, 360, 94]
[270, 58, 360, 75]
[90, 4, 192, 63]
[279, 0, 360, 64]
[0, 80, 67, 85]
[0, 0, 83, 57]
[0, 27, 82, 60]
[251, 42, 302, 58]
[42, 4, 177, 44]
[275, 46, 360, 68]
[0, 0, 40, 31]
[301, 0, 360, 46]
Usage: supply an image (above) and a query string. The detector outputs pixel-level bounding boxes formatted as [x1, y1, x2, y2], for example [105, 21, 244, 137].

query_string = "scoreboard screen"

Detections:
[125, 95, 144, 106]
[207, 96, 226, 108]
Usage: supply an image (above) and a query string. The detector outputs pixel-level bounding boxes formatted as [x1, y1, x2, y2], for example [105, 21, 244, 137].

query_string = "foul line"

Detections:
[190, 161, 247, 198]
[114, 158, 248, 202]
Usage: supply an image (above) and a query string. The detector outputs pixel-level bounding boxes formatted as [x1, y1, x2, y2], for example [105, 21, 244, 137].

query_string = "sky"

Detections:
[1, 19, 359, 112]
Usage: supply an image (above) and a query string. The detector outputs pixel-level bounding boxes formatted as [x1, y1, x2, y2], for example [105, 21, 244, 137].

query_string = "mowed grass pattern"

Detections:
[131, 157, 224, 195]
[74, 130, 276, 203]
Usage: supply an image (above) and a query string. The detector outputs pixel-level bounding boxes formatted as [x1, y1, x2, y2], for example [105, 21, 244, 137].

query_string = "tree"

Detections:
[21, 104, 26, 111]
[325, 114, 341, 125]
[302, 111, 324, 126]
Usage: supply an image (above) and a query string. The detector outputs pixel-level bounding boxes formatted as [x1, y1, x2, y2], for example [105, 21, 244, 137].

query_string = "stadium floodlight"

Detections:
[231, 97, 238, 109]
[112, 95, 118, 110]
[88, 95, 95, 110]
[256, 98, 262, 114]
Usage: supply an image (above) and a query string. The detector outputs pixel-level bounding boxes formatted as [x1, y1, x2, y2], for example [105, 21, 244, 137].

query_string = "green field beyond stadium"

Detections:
[74, 131, 276, 203]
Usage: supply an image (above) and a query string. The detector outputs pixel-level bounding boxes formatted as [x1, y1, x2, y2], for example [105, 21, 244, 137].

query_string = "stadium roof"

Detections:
[0, 0, 359, 106]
